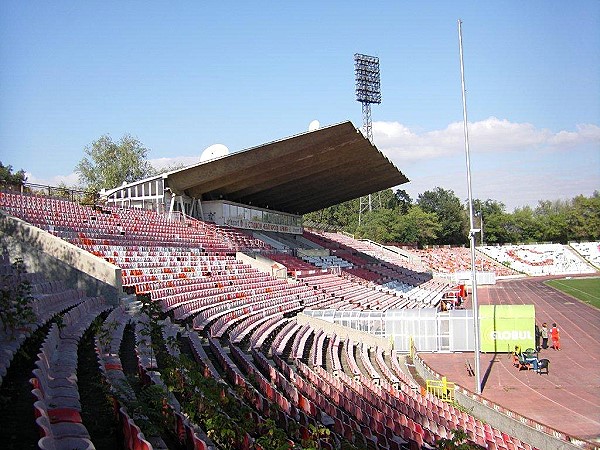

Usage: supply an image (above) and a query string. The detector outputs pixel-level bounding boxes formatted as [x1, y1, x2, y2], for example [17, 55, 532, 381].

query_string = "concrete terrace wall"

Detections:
[237, 252, 290, 279]
[0, 211, 122, 304]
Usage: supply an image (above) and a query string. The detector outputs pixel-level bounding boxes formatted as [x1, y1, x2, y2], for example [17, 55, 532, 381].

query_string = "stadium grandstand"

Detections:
[1, 121, 599, 449]
[478, 243, 597, 277]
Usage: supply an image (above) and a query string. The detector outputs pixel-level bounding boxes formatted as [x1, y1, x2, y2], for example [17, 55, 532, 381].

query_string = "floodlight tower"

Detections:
[355, 53, 382, 225]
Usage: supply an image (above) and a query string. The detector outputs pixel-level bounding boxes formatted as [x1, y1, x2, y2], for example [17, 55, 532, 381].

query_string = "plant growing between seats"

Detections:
[0, 258, 35, 336]
[436, 428, 485, 449]
[133, 292, 359, 449]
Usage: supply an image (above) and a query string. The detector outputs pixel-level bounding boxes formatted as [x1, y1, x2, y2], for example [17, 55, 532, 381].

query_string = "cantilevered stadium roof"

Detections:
[166, 121, 409, 215]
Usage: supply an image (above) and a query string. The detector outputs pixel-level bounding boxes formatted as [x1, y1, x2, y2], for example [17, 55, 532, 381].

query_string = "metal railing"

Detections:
[1, 182, 92, 204]
[426, 376, 455, 403]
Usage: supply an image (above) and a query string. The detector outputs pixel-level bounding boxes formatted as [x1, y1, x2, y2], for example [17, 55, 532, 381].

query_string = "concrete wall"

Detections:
[237, 252, 289, 279]
[411, 351, 580, 450]
[0, 211, 122, 304]
[297, 248, 330, 258]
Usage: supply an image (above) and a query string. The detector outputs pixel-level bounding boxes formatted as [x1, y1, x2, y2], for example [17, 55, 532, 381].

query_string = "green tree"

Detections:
[473, 198, 506, 218]
[394, 189, 413, 215]
[304, 189, 600, 247]
[304, 198, 360, 232]
[567, 192, 600, 241]
[396, 205, 441, 247]
[417, 188, 467, 245]
[55, 182, 73, 200]
[535, 200, 570, 243]
[472, 199, 506, 245]
[370, 188, 400, 210]
[0, 162, 27, 188]
[510, 206, 541, 243]
[355, 208, 400, 242]
[75, 134, 155, 193]
[478, 211, 510, 245]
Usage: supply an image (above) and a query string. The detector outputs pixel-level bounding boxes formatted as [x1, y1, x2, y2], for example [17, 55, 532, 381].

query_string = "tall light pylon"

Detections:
[354, 53, 382, 226]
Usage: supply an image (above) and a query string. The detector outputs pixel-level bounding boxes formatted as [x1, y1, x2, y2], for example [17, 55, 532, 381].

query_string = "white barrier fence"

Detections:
[303, 307, 475, 353]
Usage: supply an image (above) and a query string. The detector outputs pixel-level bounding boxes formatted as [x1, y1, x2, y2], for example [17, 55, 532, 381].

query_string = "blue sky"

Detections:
[1, 1, 599, 212]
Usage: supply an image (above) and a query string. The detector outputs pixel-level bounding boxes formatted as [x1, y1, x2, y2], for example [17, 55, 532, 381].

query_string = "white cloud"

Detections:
[375, 118, 600, 211]
[26, 171, 80, 188]
[149, 156, 202, 171]
[547, 123, 600, 148]
[374, 117, 600, 163]
[23, 156, 202, 189]
[374, 121, 462, 161]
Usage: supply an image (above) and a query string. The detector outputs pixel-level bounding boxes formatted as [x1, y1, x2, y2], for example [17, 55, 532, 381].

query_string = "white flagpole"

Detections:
[458, 19, 482, 395]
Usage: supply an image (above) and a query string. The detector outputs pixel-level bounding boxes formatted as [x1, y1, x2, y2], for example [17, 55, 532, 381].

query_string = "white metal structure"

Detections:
[458, 19, 482, 394]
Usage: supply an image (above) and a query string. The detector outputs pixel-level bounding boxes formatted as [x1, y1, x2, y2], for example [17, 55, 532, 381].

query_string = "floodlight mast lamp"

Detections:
[355, 53, 381, 224]
[354, 53, 381, 143]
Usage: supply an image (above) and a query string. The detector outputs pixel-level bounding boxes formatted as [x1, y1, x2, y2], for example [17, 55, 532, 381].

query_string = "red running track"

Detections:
[420, 276, 600, 444]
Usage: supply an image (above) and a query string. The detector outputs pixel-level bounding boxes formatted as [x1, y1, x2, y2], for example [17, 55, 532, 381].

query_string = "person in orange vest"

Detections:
[550, 323, 561, 350]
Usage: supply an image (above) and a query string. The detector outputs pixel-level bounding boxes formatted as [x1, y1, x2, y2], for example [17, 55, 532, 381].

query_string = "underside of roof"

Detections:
[166, 121, 409, 215]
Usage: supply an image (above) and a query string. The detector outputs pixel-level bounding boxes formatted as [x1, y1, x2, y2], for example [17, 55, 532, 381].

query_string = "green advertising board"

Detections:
[479, 305, 536, 353]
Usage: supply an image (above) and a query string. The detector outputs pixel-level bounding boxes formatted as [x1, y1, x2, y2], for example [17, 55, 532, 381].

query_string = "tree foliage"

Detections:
[0, 162, 27, 188]
[396, 206, 442, 247]
[75, 134, 155, 193]
[436, 428, 484, 449]
[304, 198, 360, 231]
[304, 188, 600, 247]
[355, 209, 401, 243]
[417, 187, 468, 246]
[534, 200, 569, 243]
[567, 193, 600, 241]
[394, 189, 413, 215]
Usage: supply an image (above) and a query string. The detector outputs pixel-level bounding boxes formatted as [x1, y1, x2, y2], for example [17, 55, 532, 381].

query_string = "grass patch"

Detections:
[545, 277, 600, 309]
